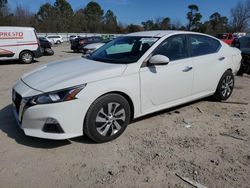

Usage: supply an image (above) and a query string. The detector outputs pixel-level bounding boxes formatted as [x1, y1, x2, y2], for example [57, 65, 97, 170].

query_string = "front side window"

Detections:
[189, 35, 221, 57]
[152, 35, 188, 61]
[88, 36, 158, 64]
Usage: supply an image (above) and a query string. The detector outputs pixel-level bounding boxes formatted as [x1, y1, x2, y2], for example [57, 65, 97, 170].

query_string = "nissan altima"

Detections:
[12, 31, 242, 142]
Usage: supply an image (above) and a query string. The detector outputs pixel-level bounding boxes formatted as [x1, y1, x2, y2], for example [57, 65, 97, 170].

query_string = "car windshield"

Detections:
[239, 37, 250, 49]
[87, 36, 158, 64]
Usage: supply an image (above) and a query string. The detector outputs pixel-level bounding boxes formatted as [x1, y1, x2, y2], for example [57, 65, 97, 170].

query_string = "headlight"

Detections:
[27, 84, 86, 106]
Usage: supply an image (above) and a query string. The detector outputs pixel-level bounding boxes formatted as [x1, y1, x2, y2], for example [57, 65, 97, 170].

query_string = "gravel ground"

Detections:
[0, 44, 250, 188]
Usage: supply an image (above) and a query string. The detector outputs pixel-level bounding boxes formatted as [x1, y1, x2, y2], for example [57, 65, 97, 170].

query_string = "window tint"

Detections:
[153, 35, 188, 61]
[190, 35, 221, 57]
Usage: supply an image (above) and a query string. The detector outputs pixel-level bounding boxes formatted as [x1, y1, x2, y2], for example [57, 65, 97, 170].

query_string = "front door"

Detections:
[140, 34, 194, 112]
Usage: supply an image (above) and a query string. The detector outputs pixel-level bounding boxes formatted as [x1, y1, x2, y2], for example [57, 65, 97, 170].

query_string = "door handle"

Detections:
[182, 66, 193, 72]
[218, 57, 225, 61]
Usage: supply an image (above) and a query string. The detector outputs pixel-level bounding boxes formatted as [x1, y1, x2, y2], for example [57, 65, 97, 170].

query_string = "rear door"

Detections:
[187, 34, 224, 95]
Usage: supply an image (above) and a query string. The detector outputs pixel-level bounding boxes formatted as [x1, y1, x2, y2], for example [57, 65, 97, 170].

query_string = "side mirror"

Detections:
[149, 55, 170, 65]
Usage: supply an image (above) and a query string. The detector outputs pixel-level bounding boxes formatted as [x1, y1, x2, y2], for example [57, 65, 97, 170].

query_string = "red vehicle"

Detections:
[216, 33, 234, 45]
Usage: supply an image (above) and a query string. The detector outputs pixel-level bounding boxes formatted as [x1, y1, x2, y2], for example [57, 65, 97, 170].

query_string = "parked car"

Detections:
[47, 35, 63, 44]
[232, 36, 250, 75]
[82, 39, 112, 55]
[69, 35, 78, 43]
[0, 26, 42, 64]
[38, 37, 54, 56]
[12, 31, 241, 142]
[71, 36, 102, 53]
[44, 36, 55, 45]
[216, 33, 235, 45]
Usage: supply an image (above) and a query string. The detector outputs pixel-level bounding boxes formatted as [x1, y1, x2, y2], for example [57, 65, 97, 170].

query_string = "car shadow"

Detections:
[131, 97, 210, 124]
[0, 60, 39, 65]
[0, 104, 71, 149]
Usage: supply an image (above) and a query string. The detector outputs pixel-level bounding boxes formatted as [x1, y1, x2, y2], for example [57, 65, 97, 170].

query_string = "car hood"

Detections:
[22, 57, 127, 92]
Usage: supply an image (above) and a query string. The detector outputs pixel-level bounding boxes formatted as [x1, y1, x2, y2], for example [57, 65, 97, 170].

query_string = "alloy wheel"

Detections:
[95, 102, 126, 137]
[220, 75, 234, 98]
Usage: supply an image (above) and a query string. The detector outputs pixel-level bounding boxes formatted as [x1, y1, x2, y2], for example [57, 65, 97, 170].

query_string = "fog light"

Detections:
[42, 118, 64, 133]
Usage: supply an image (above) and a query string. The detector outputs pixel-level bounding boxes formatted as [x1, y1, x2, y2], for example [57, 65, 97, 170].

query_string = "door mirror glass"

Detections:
[149, 55, 170, 65]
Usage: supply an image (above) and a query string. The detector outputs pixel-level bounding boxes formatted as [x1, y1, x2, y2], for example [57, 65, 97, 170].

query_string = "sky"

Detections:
[7, 0, 240, 25]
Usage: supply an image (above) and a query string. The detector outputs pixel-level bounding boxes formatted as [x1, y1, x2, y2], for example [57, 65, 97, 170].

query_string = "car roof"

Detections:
[0, 26, 35, 30]
[126, 30, 196, 37]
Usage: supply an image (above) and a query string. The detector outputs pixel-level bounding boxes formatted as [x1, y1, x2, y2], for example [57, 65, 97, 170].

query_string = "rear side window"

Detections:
[189, 35, 221, 57]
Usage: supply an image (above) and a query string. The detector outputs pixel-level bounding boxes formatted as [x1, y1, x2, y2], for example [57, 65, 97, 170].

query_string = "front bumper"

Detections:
[12, 82, 86, 140]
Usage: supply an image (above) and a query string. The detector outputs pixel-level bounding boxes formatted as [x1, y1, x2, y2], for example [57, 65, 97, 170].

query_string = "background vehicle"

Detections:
[0, 26, 41, 64]
[12, 31, 241, 143]
[47, 35, 63, 44]
[216, 33, 234, 45]
[71, 36, 102, 53]
[69, 35, 78, 44]
[232, 36, 250, 75]
[82, 39, 112, 55]
[38, 37, 54, 56]
[44, 36, 55, 45]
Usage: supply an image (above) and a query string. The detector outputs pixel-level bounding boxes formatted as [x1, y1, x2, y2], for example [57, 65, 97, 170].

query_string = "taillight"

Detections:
[79, 40, 85, 45]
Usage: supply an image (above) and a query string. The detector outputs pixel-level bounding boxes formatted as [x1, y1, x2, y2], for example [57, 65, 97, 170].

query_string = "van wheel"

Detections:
[213, 70, 234, 101]
[84, 94, 131, 143]
[19, 51, 34, 64]
[56, 40, 61, 44]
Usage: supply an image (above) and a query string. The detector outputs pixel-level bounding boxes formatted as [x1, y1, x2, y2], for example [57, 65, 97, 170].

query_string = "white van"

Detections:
[0, 27, 42, 64]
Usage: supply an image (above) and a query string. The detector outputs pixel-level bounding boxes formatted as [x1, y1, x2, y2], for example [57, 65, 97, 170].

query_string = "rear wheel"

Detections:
[44, 48, 54, 56]
[213, 70, 234, 101]
[19, 51, 34, 64]
[84, 94, 131, 143]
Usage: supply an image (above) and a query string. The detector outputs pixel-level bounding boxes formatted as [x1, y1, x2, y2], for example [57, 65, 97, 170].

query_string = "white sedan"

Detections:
[12, 31, 241, 142]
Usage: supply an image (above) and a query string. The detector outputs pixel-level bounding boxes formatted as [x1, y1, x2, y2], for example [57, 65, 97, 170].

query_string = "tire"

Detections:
[213, 70, 234, 101]
[84, 94, 131, 143]
[44, 48, 54, 56]
[56, 40, 61, 44]
[19, 51, 34, 64]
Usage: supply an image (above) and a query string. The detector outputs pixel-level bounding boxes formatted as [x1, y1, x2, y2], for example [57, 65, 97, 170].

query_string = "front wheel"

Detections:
[213, 70, 234, 101]
[84, 94, 131, 143]
[19, 51, 34, 64]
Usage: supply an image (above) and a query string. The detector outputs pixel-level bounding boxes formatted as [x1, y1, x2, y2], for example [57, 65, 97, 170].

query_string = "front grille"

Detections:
[12, 89, 22, 114]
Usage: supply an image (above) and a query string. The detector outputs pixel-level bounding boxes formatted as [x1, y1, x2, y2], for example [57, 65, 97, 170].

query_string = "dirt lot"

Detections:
[0, 44, 250, 188]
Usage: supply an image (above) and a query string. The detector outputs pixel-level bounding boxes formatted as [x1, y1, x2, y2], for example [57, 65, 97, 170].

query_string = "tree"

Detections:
[84, 1, 104, 33]
[0, 0, 7, 8]
[187, 4, 202, 31]
[126, 24, 142, 33]
[160, 17, 171, 30]
[230, 0, 250, 32]
[102, 10, 119, 33]
[204, 12, 228, 35]
[71, 9, 87, 32]
[36, 3, 57, 32]
[10, 5, 34, 27]
[54, 0, 73, 32]
[0, 0, 8, 24]
[142, 20, 155, 30]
